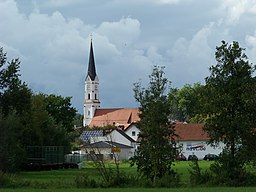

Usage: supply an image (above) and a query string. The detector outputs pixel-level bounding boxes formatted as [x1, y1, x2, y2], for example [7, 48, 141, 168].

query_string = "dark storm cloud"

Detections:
[1, 0, 256, 113]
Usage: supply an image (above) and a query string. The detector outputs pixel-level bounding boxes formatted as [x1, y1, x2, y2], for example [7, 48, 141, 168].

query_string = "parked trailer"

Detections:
[22, 146, 78, 171]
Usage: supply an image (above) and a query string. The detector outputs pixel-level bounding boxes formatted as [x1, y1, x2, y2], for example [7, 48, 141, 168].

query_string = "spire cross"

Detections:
[90, 33, 93, 41]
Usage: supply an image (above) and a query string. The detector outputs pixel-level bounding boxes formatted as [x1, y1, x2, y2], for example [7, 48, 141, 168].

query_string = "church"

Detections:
[81, 40, 223, 160]
[83, 40, 140, 128]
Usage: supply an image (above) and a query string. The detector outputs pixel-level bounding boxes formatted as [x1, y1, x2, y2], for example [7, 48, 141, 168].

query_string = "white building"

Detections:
[175, 123, 224, 159]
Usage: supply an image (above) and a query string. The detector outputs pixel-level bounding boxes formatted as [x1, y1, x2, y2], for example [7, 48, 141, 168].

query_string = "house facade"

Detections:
[175, 123, 224, 159]
[80, 129, 136, 160]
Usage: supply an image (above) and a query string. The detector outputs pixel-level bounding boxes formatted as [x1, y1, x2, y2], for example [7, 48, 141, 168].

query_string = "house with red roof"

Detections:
[174, 123, 224, 159]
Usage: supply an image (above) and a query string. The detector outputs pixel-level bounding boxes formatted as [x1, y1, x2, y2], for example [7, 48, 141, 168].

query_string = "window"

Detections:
[95, 94, 97, 99]
[88, 93, 90, 99]
[132, 131, 136, 136]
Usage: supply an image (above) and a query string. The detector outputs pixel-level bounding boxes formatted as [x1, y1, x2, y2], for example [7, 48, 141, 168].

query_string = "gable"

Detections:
[105, 129, 135, 146]
[125, 123, 140, 141]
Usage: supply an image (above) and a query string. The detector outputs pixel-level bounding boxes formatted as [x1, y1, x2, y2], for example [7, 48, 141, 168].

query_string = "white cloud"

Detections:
[219, 0, 256, 25]
[42, 0, 84, 7]
[96, 17, 141, 49]
[168, 23, 217, 87]
[246, 32, 256, 63]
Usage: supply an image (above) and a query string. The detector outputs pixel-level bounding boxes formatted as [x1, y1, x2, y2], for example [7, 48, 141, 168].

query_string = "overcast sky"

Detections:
[1, 0, 256, 113]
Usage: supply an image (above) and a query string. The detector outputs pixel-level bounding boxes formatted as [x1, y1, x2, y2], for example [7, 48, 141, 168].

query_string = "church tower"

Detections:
[83, 39, 100, 126]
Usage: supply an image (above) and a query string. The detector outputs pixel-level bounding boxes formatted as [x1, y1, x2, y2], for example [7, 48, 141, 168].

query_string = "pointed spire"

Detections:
[87, 38, 97, 81]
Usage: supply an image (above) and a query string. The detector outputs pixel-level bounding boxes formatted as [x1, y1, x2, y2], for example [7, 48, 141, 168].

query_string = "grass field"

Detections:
[1, 161, 256, 191]
[2, 187, 256, 192]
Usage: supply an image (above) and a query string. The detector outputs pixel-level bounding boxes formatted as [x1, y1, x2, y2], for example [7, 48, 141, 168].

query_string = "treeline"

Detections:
[0, 47, 77, 172]
[132, 41, 256, 186]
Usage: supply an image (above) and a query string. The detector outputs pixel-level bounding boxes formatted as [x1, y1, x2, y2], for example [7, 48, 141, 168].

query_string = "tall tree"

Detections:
[0, 47, 31, 172]
[0, 48, 32, 116]
[203, 41, 256, 184]
[132, 66, 177, 185]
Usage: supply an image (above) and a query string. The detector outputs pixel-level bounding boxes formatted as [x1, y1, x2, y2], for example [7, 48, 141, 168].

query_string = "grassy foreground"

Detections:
[2, 187, 256, 192]
[1, 161, 256, 191]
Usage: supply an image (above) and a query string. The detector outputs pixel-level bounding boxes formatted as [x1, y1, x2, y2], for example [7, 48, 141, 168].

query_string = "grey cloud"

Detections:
[2, 0, 256, 113]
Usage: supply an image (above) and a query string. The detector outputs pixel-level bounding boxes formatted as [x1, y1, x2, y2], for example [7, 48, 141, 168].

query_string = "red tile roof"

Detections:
[89, 108, 140, 127]
[174, 123, 209, 141]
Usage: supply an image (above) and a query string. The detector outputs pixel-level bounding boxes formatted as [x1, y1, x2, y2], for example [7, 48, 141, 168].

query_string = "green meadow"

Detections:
[2, 188, 256, 192]
[1, 161, 256, 192]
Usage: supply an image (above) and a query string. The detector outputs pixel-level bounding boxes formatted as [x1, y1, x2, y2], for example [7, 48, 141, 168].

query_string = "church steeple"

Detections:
[83, 39, 100, 127]
[87, 40, 97, 81]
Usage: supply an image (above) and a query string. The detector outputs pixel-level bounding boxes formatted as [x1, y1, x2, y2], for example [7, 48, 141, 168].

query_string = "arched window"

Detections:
[88, 93, 90, 99]
[95, 94, 97, 99]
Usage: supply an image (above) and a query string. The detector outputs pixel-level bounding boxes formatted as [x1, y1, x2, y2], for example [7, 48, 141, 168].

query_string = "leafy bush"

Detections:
[210, 160, 256, 186]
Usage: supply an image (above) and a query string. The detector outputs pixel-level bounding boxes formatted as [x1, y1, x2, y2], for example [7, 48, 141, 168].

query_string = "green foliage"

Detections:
[43, 94, 77, 132]
[0, 47, 77, 172]
[0, 171, 30, 188]
[202, 41, 256, 184]
[73, 113, 83, 128]
[168, 83, 204, 122]
[23, 94, 72, 150]
[188, 160, 212, 186]
[0, 48, 32, 172]
[132, 66, 178, 184]
[0, 48, 32, 116]
[0, 111, 26, 172]
[75, 173, 98, 188]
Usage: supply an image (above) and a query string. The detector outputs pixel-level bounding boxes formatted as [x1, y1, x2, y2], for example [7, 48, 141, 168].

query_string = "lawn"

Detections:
[1, 161, 256, 191]
[2, 187, 256, 192]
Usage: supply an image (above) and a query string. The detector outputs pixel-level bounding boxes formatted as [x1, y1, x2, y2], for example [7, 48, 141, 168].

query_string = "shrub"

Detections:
[210, 160, 256, 186]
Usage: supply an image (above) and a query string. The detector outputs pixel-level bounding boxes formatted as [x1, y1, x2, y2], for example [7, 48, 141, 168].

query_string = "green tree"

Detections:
[0, 48, 32, 116]
[23, 94, 72, 148]
[0, 110, 25, 172]
[203, 41, 256, 184]
[43, 94, 77, 132]
[0, 47, 31, 172]
[132, 66, 177, 185]
[168, 83, 204, 122]
[168, 87, 185, 122]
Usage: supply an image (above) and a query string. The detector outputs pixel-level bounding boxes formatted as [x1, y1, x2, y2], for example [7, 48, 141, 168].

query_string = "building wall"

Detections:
[125, 125, 140, 142]
[107, 130, 131, 146]
[89, 131, 130, 145]
[81, 147, 132, 160]
[177, 140, 224, 159]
